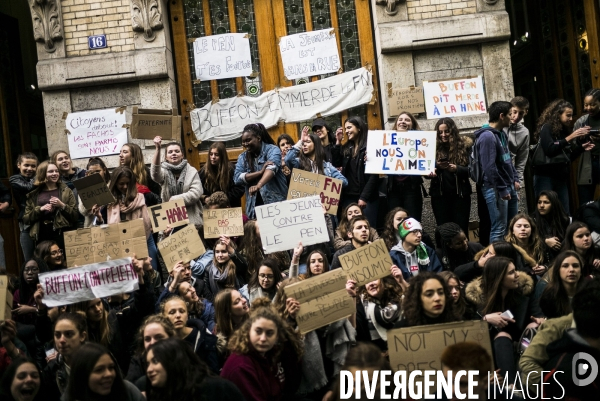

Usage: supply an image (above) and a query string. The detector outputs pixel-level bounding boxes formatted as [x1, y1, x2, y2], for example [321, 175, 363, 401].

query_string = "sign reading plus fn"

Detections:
[88, 34, 107, 50]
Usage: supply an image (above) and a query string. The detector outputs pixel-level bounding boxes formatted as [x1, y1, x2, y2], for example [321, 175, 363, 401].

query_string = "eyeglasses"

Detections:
[24, 267, 39, 274]
[258, 274, 274, 281]
[50, 249, 63, 256]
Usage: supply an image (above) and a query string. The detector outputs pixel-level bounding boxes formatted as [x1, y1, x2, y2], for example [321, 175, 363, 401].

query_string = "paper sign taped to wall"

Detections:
[73, 173, 116, 209]
[38, 258, 139, 307]
[63, 219, 149, 267]
[388, 87, 425, 116]
[287, 169, 343, 215]
[157, 224, 206, 271]
[279, 29, 341, 80]
[65, 108, 128, 159]
[148, 200, 189, 233]
[204, 207, 244, 239]
[338, 239, 393, 287]
[255, 196, 329, 253]
[0, 276, 13, 320]
[365, 130, 437, 175]
[192, 33, 253, 81]
[422, 76, 487, 119]
[387, 320, 494, 373]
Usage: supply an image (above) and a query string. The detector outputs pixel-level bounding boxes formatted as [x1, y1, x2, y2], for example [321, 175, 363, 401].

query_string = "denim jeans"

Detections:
[577, 156, 600, 206]
[19, 223, 35, 262]
[481, 185, 518, 244]
[533, 175, 570, 214]
[147, 235, 159, 272]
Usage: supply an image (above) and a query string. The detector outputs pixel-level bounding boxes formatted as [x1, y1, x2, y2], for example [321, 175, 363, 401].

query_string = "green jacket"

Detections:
[518, 313, 574, 388]
[23, 182, 78, 241]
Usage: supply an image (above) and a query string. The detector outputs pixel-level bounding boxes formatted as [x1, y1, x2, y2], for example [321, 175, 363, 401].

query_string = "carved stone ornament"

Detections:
[375, 0, 403, 16]
[131, 0, 164, 42]
[28, 0, 63, 53]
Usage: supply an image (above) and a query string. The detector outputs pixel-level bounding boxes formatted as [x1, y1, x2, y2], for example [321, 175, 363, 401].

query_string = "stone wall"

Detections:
[407, 0, 477, 20]
[62, 0, 134, 56]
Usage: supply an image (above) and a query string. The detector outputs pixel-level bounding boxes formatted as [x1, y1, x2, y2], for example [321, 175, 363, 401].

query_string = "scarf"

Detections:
[107, 193, 152, 238]
[161, 160, 189, 199]
[208, 261, 239, 295]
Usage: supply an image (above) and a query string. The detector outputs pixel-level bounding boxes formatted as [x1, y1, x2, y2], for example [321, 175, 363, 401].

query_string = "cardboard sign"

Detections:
[365, 130, 437, 175]
[295, 289, 355, 335]
[0, 276, 13, 320]
[63, 219, 149, 267]
[279, 28, 341, 80]
[73, 173, 116, 209]
[38, 258, 139, 307]
[204, 207, 244, 239]
[423, 76, 487, 119]
[157, 224, 206, 270]
[338, 239, 393, 287]
[255, 196, 329, 253]
[287, 169, 343, 215]
[192, 33, 253, 81]
[131, 107, 181, 140]
[148, 200, 189, 233]
[388, 86, 425, 116]
[65, 108, 128, 159]
[284, 269, 347, 304]
[387, 320, 494, 373]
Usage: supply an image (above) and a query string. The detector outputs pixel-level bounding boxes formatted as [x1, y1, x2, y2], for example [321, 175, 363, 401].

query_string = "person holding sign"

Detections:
[199, 142, 245, 208]
[330, 216, 371, 271]
[205, 236, 248, 300]
[234, 123, 289, 219]
[390, 218, 443, 280]
[332, 116, 379, 227]
[151, 136, 204, 227]
[23, 161, 78, 250]
[78, 157, 111, 228]
[119, 143, 162, 206]
[430, 118, 473, 235]
[106, 166, 159, 272]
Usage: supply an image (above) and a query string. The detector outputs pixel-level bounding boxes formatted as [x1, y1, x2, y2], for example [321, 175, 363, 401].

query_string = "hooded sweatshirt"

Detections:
[390, 241, 442, 281]
[504, 122, 530, 185]
[474, 126, 517, 198]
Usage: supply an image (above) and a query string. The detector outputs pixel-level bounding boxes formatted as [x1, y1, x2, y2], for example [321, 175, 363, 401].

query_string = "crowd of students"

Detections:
[1, 95, 600, 401]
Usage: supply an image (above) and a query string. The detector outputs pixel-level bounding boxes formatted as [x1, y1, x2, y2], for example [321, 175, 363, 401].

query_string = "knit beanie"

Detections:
[398, 218, 430, 265]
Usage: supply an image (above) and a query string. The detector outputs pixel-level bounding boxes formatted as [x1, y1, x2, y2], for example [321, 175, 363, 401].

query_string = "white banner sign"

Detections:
[193, 33, 252, 81]
[279, 29, 341, 80]
[365, 130, 437, 175]
[38, 258, 139, 307]
[255, 196, 329, 253]
[422, 76, 487, 119]
[65, 108, 128, 159]
[190, 67, 373, 141]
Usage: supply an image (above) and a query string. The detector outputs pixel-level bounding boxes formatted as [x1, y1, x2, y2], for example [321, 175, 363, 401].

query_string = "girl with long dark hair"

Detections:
[0, 357, 42, 401]
[531, 190, 570, 260]
[239, 258, 283, 305]
[332, 116, 379, 227]
[430, 117, 473, 234]
[119, 142, 162, 205]
[438, 271, 478, 320]
[234, 123, 288, 218]
[560, 221, 600, 276]
[200, 141, 244, 208]
[538, 251, 584, 319]
[312, 118, 336, 162]
[533, 99, 592, 212]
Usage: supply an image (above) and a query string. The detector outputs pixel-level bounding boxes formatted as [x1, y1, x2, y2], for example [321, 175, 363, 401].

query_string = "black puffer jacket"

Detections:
[8, 174, 34, 220]
[331, 144, 379, 202]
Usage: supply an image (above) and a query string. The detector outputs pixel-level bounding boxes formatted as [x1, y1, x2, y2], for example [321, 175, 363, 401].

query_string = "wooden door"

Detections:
[169, 0, 381, 167]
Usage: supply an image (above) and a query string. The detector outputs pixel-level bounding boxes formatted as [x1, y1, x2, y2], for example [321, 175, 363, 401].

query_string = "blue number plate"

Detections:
[88, 34, 107, 50]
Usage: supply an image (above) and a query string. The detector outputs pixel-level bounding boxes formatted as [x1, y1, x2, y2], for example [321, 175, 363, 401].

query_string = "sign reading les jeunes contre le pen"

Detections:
[287, 168, 343, 215]
[422, 76, 487, 119]
[255, 196, 329, 253]
[365, 131, 437, 175]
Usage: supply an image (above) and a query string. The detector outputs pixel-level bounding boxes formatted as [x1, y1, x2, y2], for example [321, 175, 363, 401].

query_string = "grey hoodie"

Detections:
[390, 241, 420, 277]
[504, 122, 530, 185]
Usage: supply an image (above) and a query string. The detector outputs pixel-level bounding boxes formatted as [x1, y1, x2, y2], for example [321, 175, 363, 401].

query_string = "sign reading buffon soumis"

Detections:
[422, 76, 487, 119]
[190, 67, 373, 142]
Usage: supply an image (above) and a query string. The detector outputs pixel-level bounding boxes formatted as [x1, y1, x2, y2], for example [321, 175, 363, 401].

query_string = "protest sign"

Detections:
[255, 196, 329, 253]
[38, 258, 139, 307]
[365, 130, 437, 175]
[295, 289, 355, 335]
[63, 219, 149, 267]
[204, 207, 244, 239]
[148, 200, 189, 233]
[387, 320, 493, 373]
[284, 269, 347, 304]
[190, 67, 373, 142]
[65, 108, 128, 159]
[287, 169, 343, 215]
[130, 107, 181, 140]
[338, 239, 393, 287]
[157, 224, 206, 270]
[388, 86, 425, 116]
[73, 173, 116, 209]
[192, 33, 252, 81]
[0, 276, 13, 320]
[423, 76, 487, 119]
[279, 28, 341, 80]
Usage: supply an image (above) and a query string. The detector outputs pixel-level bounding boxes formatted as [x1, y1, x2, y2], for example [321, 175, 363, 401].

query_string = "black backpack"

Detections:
[469, 134, 484, 185]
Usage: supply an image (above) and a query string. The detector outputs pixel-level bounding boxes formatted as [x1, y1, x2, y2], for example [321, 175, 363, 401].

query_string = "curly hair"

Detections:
[381, 207, 409, 250]
[534, 99, 573, 142]
[401, 273, 456, 326]
[505, 213, 546, 265]
[205, 191, 230, 208]
[434, 117, 468, 166]
[227, 298, 303, 365]
[134, 314, 175, 355]
[200, 142, 232, 195]
[121, 143, 148, 185]
[358, 276, 403, 306]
